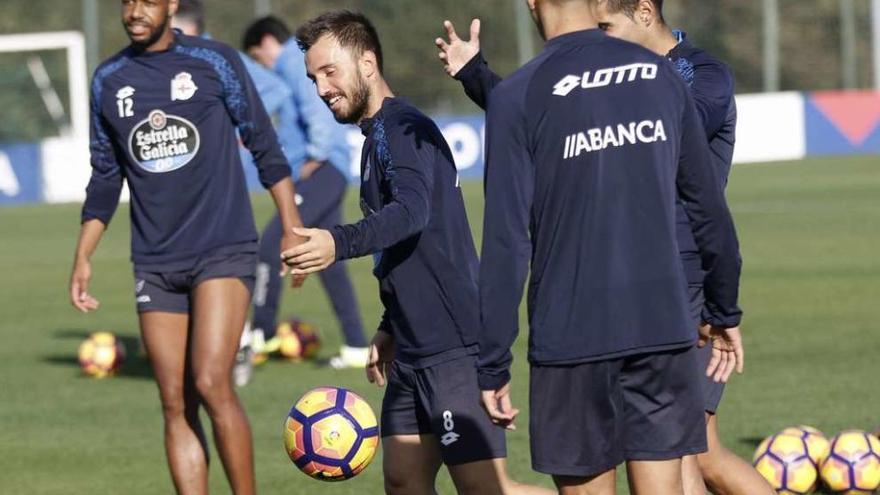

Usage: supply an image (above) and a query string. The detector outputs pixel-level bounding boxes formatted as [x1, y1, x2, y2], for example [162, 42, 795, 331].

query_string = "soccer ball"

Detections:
[276, 319, 320, 361]
[780, 425, 832, 466]
[820, 430, 880, 494]
[753, 433, 818, 494]
[283, 387, 379, 481]
[77, 331, 126, 378]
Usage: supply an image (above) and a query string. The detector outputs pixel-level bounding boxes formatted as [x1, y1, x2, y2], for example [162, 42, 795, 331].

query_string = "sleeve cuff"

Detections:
[259, 162, 292, 189]
[701, 304, 742, 329]
[477, 369, 510, 391]
[454, 51, 486, 81]
[330, 225, 350, 261]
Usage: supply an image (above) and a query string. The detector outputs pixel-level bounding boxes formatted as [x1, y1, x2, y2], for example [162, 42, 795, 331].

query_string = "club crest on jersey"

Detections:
[127, 109, 200, 173]
[171, 72, 198, 101]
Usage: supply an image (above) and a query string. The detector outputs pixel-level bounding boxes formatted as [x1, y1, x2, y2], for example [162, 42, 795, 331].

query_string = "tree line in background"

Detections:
[0, 0, 874, 142]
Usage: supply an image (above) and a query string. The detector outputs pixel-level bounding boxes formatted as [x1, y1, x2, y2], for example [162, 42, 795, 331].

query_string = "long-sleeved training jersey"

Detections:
[667, 31, 737, 284]
[82, 32, 290, 271]
[455, 31, 738, 286]
[331, 97, 480, 367]
[476, 30, 742, 390]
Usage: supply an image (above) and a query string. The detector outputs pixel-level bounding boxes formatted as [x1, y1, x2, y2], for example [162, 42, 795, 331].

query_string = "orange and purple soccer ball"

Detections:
[77, 331, 126, 378]
[753, 433, 818, 494]
[283, 387, 379, 481]
[276, 319, 321, 361]
[820, 430, 880, 494]
[780, 425, 832, 467]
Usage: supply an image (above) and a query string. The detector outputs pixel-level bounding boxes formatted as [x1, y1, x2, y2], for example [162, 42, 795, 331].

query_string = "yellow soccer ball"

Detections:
[276, 319, 321, 361]
[780, 425, 832, 466]
[820, 430, 880, 494]
[77, 331, 126, 378]
[283, 387, 379, 481]
[753, 433, 818, 495]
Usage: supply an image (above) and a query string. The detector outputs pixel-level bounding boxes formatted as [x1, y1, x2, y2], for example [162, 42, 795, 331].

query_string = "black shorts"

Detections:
[381, 354, 507, 465]
[689, 285, 726, 414]
[529, 346, 707, 477]
[133, 251, 257, 314]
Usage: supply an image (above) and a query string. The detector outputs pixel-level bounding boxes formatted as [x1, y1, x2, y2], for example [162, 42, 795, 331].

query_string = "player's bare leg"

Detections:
[382, 434, 443, 495]
[447, 458, 554, 495]
[626, 459, 684, 495]
[696, 413, 775, 495]
[140, 311, 208, 495]
[681, 454, 708, 495]
[191, 278, 255, 495]
[552, 469, 616, 495]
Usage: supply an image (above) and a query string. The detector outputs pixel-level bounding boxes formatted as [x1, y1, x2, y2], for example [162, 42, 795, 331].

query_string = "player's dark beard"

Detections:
[336, 74, 371, 125]
[125, 15, 170, 50]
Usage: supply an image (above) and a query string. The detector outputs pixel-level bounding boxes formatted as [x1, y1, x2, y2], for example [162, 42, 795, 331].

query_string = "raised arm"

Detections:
[435, 19, 502, 110]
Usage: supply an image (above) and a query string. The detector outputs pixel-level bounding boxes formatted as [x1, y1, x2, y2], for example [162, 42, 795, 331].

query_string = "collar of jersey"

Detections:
[545, 28, 606, 49]
[359, 97, 406, 136]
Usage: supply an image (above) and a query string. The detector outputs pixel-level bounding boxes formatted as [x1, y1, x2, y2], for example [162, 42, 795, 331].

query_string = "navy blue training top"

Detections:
[331, 97, 480, 367]
[668, 32, 737, 284]
[82, 32, 290, 271]
[456, 32, 738, 286]
[476, 30, 742, 390]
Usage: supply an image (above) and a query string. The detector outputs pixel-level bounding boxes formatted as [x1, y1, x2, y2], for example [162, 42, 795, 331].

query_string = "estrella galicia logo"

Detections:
[127, 109, 200, 173]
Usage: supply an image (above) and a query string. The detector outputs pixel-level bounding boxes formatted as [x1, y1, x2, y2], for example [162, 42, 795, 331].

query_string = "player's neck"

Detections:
[646, 25, 679, 57]
[540, 8, 598, 41]
[360, 80, 395, 125]
[143, 28, 176, 53]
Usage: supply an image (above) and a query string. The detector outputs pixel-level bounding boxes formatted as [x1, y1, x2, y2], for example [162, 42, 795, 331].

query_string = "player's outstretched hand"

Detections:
[366, 331, 394, 387]
[698, 324, 744, 383]
[435, 19, 481, 78]
[70, 259, 100, 313]
[280, 230, 309, 288]
[480, 383, 520, 431]
[281, 227, 336, 275]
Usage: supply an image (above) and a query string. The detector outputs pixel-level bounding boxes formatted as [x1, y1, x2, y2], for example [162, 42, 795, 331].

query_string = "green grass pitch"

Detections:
[0, 156, 877, 493]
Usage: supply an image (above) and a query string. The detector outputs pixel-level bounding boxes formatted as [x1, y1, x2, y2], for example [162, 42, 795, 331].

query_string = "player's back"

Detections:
[493, 30, 698, 363]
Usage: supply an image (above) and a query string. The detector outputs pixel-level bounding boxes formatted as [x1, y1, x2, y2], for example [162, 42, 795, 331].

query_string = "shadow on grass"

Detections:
[43, 329, 153, 380]
[738, 436, 766, 449]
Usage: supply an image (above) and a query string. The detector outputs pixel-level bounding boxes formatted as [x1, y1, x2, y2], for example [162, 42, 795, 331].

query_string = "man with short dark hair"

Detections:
[241, 15, 370, 370]
[436, 0, 764, 493]
[70, 0, 306, 492]
[284, 10, 553, 495]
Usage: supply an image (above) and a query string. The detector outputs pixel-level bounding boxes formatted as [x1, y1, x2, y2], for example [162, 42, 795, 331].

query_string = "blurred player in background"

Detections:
[284, 10, 554, 495]
[69, 0, 305, 492]
[459, 0, 743, 493]
[436, 0, 768, 493]
[241, 16, 370, 371]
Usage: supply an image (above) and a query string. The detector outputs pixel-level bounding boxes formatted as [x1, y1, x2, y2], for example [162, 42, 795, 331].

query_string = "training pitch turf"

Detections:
[0, 156, 877, 493]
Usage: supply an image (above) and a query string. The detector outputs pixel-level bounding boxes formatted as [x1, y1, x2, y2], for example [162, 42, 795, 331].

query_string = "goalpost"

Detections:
[0, 31, 90, 203]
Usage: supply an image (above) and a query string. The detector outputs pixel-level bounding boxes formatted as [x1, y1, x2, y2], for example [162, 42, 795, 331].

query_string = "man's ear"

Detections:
[638, 0, 656, 26]
[168, 0, 180, 17]
[360, 50, 379, 79]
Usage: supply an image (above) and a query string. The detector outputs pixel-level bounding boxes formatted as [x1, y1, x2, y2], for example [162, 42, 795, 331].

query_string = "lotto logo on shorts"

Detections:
[440, 410, 460, 446]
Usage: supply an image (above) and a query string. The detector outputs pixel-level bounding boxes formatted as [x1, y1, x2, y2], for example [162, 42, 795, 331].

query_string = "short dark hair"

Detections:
[605, 0, 665, 23]
[242, 16, 291, 51]
[295, 10, 384, 73]
[176, 0, 205, 35]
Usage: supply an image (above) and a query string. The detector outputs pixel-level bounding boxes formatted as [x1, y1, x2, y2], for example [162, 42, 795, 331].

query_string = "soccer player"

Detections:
[68, 0, 305, 493]
[471, 0, 744, 493]
[241, 16, 370, 370]
[436, 2, 768, 493]
[283, 10, 553, 495]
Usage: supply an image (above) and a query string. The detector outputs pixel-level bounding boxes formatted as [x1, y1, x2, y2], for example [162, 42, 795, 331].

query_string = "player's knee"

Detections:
[193, 370, 232, 407]
[383, 466, 430, 495]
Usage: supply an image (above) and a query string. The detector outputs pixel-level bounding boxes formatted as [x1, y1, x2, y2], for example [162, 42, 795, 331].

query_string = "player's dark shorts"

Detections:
[381, 354, 507, 465]
[529, 346, 707, 477]
[133, 251, 257, 314]
[689, 284, 726, 414]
